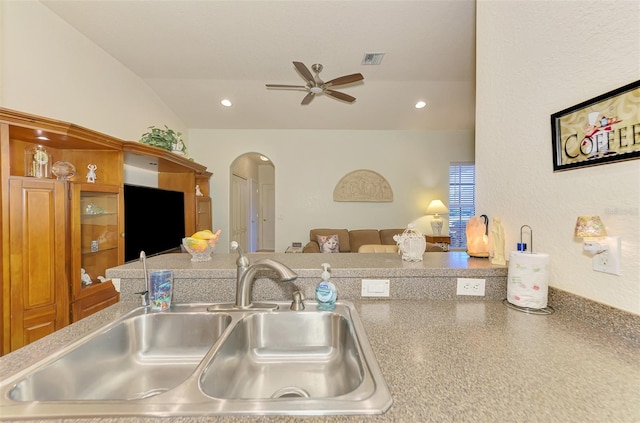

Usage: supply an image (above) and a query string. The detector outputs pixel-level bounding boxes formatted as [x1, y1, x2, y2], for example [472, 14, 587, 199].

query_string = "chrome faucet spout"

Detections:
[236, 258, 298, 309]
[215, 241, 299, 311]
[136, 251, 150, 306]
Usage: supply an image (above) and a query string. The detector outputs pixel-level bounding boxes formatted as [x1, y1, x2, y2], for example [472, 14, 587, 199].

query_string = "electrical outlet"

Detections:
[592, 236, 621, 275]
[361, 279, 390, 297]
[456, 278, 485, 296]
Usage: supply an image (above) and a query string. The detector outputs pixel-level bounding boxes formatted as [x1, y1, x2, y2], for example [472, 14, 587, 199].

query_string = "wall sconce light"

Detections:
[426, 199, 449, 235]
[574, 215, 621, 275]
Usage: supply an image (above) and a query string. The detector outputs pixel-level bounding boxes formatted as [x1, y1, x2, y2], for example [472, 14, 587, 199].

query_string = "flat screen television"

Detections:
[124, 184, 185, 262]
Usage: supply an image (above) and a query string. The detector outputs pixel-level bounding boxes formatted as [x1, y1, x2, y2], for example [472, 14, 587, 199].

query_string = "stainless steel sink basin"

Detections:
[0, 301, 392, 418]
[200, 311, 363, 399]
[9, 305, 232, 402]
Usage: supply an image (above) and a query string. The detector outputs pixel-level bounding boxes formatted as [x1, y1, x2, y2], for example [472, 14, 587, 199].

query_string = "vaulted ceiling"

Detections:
[41, 0, 476, 131]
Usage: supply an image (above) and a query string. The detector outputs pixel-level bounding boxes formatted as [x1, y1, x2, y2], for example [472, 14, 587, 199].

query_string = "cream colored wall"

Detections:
[476, 1, 640, 314]
[7, 1, 636, 314]
[189, 129, 474, 253]
[0, 1, 184, 141]
[1, 1, 473, 257]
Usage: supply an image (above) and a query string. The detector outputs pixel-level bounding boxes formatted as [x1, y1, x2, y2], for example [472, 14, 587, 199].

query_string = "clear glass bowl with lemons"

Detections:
[182, 229, 221, 262]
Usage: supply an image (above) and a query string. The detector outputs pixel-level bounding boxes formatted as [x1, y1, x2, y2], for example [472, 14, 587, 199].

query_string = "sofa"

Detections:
[303, 228, 444, 253]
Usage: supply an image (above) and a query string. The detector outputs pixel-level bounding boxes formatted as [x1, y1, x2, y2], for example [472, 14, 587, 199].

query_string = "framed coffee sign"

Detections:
[551, 80, 640, 171]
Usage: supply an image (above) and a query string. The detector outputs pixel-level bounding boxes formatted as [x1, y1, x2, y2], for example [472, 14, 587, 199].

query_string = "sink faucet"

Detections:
[231, 241, 298, 309]
[136, 251, 151, 306]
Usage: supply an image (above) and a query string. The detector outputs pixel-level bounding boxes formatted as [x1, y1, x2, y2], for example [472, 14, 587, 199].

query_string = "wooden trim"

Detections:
[0, 107, 123, 150]
[1, 123, 10, 355]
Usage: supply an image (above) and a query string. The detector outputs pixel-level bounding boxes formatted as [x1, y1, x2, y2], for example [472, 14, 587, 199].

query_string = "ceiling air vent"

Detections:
[361, 53, 385, 65]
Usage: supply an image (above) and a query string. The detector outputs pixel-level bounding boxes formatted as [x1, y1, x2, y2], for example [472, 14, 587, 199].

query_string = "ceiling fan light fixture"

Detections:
[267, 61, 363, 105]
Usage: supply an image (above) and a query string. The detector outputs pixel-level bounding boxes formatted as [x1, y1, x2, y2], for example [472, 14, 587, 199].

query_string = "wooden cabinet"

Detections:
[123, 145, 211, 237]
[195, 196, 212, 231]
[7, 177, 69, 350]
[0, 108, 211, 355]
[70, 184, 122, 322]
[0, 110, 124, 354]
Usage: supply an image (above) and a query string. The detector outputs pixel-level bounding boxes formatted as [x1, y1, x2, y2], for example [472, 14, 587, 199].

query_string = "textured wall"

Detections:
[476, 0, 640, 314]
[1, 1, 184, 141]
[189, 129, 475, 253]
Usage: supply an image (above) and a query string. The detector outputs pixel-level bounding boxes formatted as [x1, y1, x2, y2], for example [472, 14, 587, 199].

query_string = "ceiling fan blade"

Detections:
[266, 84, 307, 90]
[325, 89, 356, 103]
[325, 73, 364, 87]
[293, 61, 315, 84]
[301, 92, 315, 105]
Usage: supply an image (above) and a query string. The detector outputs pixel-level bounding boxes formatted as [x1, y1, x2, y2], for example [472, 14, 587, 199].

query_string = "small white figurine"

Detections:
[81, 268, 92, 285]
[195, 185, 203, 196]
[86, 164, 97, 183]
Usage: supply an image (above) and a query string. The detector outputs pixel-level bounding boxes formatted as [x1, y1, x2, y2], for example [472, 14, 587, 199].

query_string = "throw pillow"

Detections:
[317, 234, 340, 253]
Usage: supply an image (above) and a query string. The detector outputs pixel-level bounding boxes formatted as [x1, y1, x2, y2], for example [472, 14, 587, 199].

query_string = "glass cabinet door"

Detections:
[71, 184, 123, 305]
[195, 196, 212, 231]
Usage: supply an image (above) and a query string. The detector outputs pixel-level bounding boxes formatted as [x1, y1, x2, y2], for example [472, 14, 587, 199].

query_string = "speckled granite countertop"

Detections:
[105, 252, 510, 304]
[107, 251, 507, 279]
[2, 253, 639, 422]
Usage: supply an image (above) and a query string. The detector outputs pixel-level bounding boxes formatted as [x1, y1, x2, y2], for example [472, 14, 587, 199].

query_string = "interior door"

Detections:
[248, 179, 258, 252]
[230, 174, 248, 251]
[260, 183, 275, 251]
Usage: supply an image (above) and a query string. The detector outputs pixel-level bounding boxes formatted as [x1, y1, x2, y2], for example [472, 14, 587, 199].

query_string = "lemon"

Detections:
[192, 230, 215, 240]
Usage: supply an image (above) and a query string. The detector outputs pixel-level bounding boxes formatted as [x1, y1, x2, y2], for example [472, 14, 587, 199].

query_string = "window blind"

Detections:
[448, 163, 475, 249]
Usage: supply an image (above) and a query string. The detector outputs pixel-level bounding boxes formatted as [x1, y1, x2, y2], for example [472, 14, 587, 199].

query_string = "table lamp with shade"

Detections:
[426, 199, 449, 235]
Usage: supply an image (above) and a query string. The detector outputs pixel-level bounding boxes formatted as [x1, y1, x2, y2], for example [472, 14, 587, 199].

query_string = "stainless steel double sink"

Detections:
[0, 301, 392, 418]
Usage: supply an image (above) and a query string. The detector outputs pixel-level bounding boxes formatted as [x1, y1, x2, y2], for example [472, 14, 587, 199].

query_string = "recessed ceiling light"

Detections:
[259, 155, 269, 162]
[415, 101, 427, 109]
[221, 99, 232, 107]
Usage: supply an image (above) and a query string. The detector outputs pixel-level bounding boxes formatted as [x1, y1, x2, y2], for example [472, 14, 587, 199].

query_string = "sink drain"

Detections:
[271, 386, 310, 398]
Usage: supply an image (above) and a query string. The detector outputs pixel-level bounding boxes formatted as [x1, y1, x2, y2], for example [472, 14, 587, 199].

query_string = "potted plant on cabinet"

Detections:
[139, 125, 186, 155]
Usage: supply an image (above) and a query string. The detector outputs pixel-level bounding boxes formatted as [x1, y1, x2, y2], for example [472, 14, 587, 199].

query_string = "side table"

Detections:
[426, 235, 451, 251]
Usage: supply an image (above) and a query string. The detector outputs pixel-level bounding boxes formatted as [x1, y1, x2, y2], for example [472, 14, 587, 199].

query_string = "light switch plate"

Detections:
[361, 279, 390, 297]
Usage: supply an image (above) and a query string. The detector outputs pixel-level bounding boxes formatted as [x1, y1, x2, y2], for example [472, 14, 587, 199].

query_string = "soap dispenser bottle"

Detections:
[315, 263, 337, 311]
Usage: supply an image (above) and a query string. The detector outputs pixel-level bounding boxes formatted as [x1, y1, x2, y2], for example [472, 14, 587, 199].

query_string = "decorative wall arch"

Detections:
[333, 169, 393, 202]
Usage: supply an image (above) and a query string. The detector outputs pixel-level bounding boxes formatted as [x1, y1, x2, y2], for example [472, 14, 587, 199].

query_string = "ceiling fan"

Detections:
[266, 61, 364, 105]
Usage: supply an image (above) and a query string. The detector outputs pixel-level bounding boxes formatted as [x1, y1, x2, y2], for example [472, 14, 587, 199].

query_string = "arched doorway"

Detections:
[229, 153, 275, 252]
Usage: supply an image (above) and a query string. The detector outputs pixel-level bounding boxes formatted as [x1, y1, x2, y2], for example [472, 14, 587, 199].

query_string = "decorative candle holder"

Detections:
[393, 224, 427, 262]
